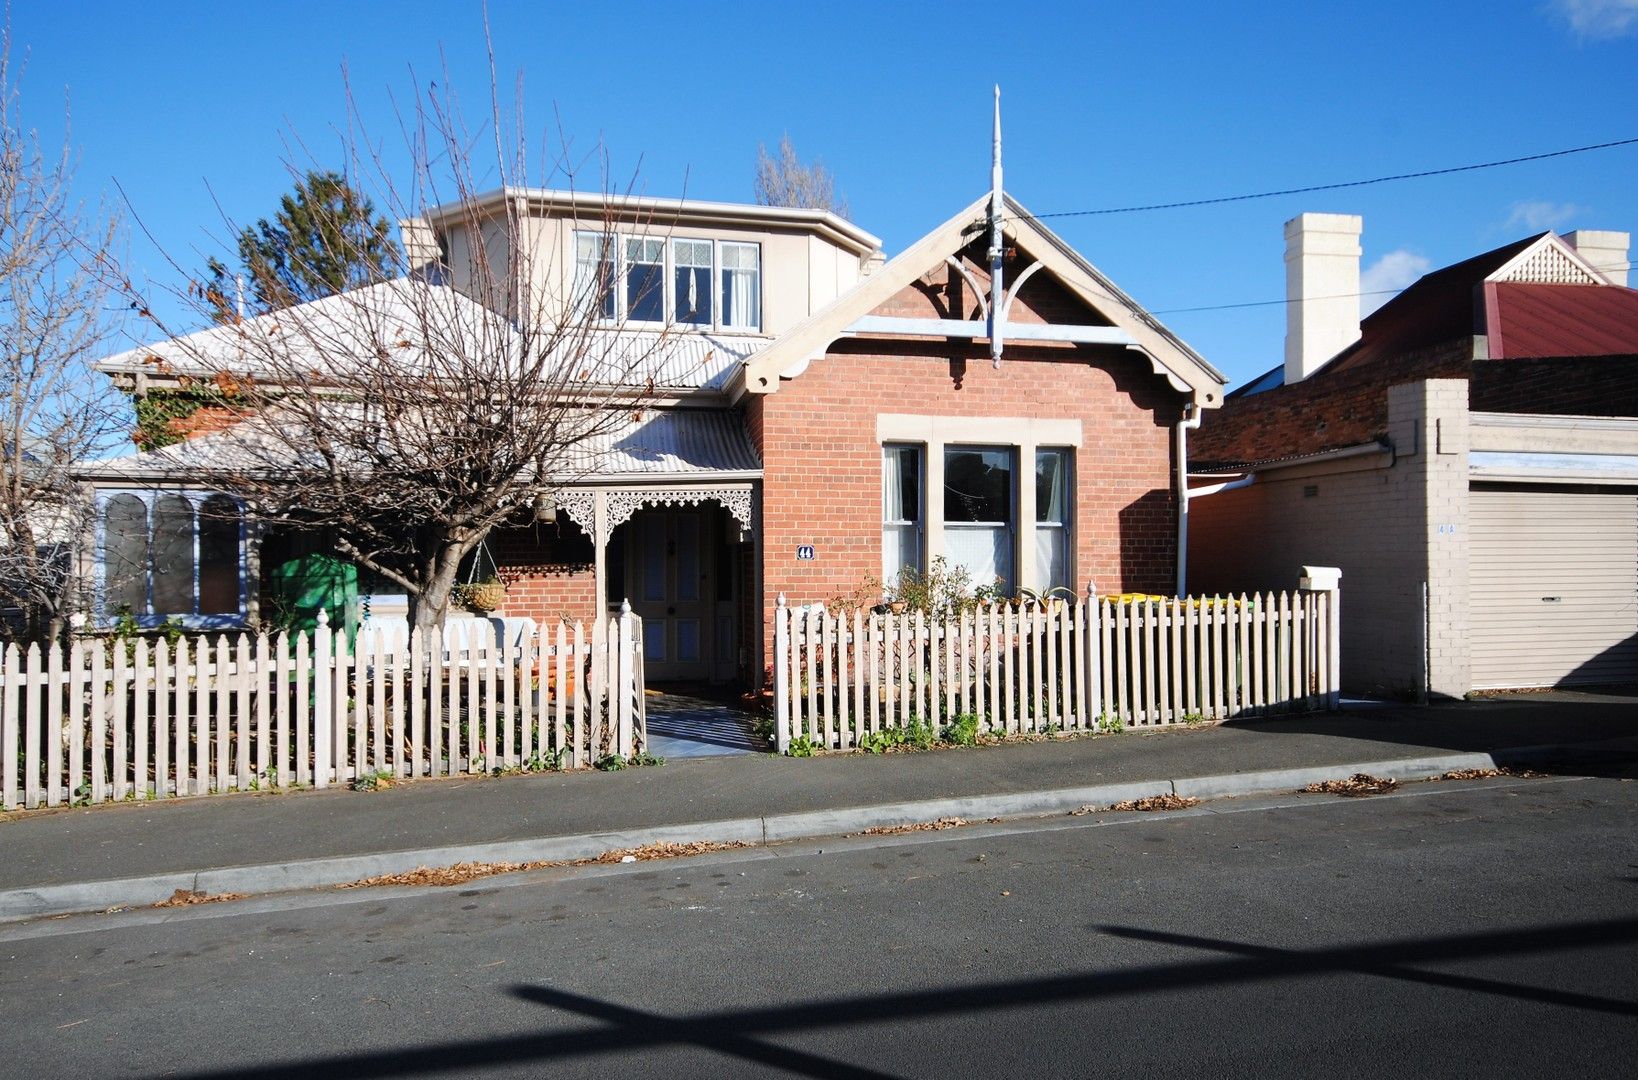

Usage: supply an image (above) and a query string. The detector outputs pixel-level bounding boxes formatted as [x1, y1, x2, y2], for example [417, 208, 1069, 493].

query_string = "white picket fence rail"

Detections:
[1, 610, 646, 811]
[774, 582, 1340, 753]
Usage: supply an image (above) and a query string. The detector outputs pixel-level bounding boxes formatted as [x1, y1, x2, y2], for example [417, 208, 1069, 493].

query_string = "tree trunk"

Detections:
[410, 545, 469, 632]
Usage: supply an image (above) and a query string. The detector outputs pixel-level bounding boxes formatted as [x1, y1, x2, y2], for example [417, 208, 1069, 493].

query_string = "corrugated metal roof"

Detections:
[1491, 283, 1638, 359]
[558, 330, 759, 392]
[80, 404, 760, 483]
[573, 408, 760, 477]
[95, 280, 763, 393]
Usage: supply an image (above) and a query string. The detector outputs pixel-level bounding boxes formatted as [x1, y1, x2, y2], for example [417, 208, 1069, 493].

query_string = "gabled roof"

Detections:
[1229, 230, 1630, 397]
[731, 192, 1225, 406]
[1487, 282, 1638, 358]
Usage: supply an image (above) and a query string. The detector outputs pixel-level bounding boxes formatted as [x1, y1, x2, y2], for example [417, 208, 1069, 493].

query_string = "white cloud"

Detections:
[1505, 199, 1582, 232]
[1549, 0, 1638, 40]
[1360, 249, 1431, 315]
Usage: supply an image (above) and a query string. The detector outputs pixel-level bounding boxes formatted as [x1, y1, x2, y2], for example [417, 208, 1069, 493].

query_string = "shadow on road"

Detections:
[159, 915, 1638, 1079]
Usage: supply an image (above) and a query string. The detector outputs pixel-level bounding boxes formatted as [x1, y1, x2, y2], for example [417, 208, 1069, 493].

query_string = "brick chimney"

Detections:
[1284, 213, 1363, 385]
[1564, 229, 1630, 287]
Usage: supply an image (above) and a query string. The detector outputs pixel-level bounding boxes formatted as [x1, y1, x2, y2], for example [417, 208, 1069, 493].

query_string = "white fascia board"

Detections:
[842, 315, 1134, 346]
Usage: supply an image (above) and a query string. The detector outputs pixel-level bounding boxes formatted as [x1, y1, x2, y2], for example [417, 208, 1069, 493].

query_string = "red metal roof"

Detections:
[1489, 282, 1638, 359]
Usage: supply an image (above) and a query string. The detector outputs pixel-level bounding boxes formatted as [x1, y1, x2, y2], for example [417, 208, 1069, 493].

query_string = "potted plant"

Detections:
[460, 575, 506, 613]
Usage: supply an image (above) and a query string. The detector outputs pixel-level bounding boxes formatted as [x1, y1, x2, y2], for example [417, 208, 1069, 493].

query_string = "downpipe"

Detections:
[1174, 403, 1203, 595]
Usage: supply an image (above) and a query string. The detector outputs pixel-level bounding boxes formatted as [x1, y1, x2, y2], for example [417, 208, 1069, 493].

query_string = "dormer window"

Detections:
[673, 239, 713, 325]
[574, 231, 761, 331]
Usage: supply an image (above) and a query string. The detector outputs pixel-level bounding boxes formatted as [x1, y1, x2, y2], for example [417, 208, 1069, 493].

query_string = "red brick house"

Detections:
[82, 186, 1226, 690]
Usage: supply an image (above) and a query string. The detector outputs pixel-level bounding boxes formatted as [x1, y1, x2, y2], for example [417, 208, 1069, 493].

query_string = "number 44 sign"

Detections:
[795, 545, 815, 561]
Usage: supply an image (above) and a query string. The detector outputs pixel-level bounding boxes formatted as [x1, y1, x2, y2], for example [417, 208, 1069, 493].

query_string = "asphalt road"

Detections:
[2, 776, 1634, 1079]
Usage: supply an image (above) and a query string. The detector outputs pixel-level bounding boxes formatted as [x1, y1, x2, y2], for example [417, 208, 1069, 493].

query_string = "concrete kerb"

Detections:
[0, 747, 1569, 923]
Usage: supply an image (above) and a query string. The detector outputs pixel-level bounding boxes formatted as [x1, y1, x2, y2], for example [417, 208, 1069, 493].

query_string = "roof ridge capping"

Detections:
[731, 190, 1225, 405]
[419, 185, 882, 257]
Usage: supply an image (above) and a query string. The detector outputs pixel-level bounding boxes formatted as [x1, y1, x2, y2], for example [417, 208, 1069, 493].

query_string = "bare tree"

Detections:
[0, 22, 122, 642]
[753, 135, 849, 218]
[120, 64, 670, 632]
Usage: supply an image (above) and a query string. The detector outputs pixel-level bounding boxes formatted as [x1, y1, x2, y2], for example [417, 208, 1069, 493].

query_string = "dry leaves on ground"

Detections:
[1302, 773, 1398, 797]
[1440, 766, 1547, 781]
[1105, 794, 1201, 812]
[854, 817, 970, 836]
[153, 889, 249, 908]
[336, 840, 757, 891]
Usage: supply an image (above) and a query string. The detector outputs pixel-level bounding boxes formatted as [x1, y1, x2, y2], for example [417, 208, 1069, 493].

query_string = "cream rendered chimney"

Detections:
[1564, 229, 1630, 286]
[1284, 212, 1363, 384]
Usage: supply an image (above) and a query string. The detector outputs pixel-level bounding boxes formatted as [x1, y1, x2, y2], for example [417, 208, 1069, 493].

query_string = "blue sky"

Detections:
[13, 0, 1638, 387]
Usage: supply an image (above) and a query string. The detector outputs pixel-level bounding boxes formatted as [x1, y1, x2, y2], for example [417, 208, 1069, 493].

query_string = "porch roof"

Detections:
[77, 404, 760, 485]
[567, 408, 761, 480]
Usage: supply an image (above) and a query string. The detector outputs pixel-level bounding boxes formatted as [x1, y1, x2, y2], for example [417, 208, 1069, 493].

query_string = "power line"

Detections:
[1028, 136, 1638, 220]
[1151, 289, 1402, 315]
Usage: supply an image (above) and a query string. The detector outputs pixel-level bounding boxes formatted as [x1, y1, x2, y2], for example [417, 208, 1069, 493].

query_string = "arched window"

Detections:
[99, 490, 245, 626]
[197, 495, 240, 615]
[151, 495, 196, 616]
[103, 495, 149, 616]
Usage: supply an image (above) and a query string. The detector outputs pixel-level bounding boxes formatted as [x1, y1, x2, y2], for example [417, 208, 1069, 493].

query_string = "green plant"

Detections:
[524, 748, 567, 772]
[858, 728, 905, 754]
[888, 556, 975, 616]
[594, 753, 628, 771]
[904, 716, 936, 750]
[785, 735, 817, 757]
[630, 751, 666, 768]
[942, 713, 979, 747]
[351, 768, 396, 792]
[1099, 713, 1125, 735]
[1181, 712, 1207, 727]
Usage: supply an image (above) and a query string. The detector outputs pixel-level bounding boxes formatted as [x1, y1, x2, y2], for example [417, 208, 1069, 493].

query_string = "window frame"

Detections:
[572, 230, 763, 332]
[943, 444, 1018, 595]
[881, 443, 925, 588]
[95, 489, 250, 630]
[1033, 447, 1074, 594]
[874, 416, 1081, 602]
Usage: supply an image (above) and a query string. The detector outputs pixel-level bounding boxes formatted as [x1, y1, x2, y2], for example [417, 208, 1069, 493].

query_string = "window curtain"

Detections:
[1034, 449, 1070, 592]
[721, 244, 760, 329]
[882, 446, 921, 587]
[947, 526, 1013, 594]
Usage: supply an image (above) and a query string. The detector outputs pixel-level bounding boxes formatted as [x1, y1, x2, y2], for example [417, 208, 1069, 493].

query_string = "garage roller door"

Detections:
[1469, 486, 1638, 689]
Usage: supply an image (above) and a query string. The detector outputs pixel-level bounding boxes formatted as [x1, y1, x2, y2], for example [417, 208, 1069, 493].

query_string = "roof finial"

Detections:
[989, 85, 1006, 368]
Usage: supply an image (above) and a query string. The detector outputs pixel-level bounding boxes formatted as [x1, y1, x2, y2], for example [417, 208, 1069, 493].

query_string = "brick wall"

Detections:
[1471, 355, 1638, 416]
[756, 251, 1187, 678]
[1193, 340, 1470, 467]
[488, 512, 598, 625]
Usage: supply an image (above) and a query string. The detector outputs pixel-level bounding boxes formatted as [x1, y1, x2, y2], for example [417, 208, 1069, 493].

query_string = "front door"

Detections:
[626, 509, 712, 682]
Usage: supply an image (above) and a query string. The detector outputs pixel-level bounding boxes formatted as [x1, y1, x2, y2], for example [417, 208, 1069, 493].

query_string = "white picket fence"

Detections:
[0, 610, 647, 811]
[773, 582, 1340, 753]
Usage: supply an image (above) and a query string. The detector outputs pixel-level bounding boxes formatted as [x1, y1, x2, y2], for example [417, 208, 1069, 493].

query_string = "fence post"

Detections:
[617, 599, 635, 758]
[773, 594, 790, 754]
[313, 608, 332, 788]
[1299, 566, 1342, 710]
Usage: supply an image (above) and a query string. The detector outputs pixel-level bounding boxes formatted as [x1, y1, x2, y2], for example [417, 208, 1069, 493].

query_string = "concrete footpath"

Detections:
[2, 690, 1635, 921]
